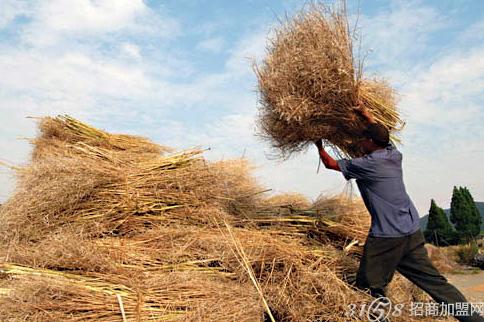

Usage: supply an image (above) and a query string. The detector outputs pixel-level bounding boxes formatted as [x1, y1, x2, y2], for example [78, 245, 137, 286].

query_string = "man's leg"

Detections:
[356, 235, 406, 298]
[396, 230, 484, 322]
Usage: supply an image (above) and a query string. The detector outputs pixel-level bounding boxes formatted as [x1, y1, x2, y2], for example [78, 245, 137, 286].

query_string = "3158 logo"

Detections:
[346, 297, 404, 321]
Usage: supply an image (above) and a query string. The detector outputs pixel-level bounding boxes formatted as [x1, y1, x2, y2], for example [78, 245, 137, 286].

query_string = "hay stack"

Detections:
[1, 144, 230, 241]
[262, 192, 312, 209]
[255, 3, 403, 158]
[0, 116, 245, 242]
[210, 159, 267, 216]
[0, 116, 444, 321]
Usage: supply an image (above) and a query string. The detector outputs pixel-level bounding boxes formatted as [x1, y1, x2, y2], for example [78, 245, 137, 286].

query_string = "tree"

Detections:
[425, 199, 457, 245]
[461, 187, 482, 235]
[450, 186, 481, 242]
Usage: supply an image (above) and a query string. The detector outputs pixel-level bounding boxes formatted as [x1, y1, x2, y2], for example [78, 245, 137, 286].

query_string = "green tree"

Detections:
[424, 199, 457, 245]
[461, 187, 482, 236]
[450, 186, 481, 242]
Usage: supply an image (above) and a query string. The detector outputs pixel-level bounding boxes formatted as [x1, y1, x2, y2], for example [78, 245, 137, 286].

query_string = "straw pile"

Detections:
[262, 192, 312, 209]
[255, 2, 404, 158]
[0, 116, 445, 321]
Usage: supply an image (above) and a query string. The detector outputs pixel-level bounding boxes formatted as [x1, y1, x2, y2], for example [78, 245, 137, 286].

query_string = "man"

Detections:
[314, 106, 484, 322]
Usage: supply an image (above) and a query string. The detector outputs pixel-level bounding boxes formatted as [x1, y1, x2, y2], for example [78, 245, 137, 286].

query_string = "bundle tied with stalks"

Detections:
[0, 116, 445, 321]
[255, 2, 404, 158]
[0, 115, 246, 242]
[32, 115, 171, 161]
[0, 263, 263, 322]
[1, 145, 228, 241]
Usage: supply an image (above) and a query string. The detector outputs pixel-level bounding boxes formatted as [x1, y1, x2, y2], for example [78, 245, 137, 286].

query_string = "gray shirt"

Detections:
[337, 144, 420, 237]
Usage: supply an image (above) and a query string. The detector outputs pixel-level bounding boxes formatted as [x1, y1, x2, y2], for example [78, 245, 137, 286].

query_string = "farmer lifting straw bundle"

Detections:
[255, 2, 404, 158]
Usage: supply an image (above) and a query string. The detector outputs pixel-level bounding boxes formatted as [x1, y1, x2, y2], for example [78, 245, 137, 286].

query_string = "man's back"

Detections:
[337, 144, 421, 237]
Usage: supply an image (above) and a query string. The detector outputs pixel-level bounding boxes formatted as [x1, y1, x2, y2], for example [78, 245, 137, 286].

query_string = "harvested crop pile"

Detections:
[0, 116, 442, 321]
[262, 192, 312, 209]
[255, 3, 404, 158]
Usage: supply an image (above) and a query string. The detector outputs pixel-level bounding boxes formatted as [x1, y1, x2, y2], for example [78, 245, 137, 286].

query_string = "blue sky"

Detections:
[0, 0, 483, 216]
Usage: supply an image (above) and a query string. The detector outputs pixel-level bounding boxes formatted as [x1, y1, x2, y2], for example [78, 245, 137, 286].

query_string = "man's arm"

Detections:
[314, 139, 341, 171]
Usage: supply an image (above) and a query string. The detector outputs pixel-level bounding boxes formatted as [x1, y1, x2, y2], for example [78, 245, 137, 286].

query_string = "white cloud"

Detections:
[396, 46, 484, 214]
[457, 19, 484, 44]
[402, 48, 484, 125]
[226, 28, 271, 75]
[120, 42, 142, 60]
[196, 37, 225, 53]
[357, 0, 447, 71]
[0, 0, 31, 29]
[19, 0, 180, 46]
[35, 0, 146, 32]
[0, 50, 154, 103]
[135, 29, 271, 114]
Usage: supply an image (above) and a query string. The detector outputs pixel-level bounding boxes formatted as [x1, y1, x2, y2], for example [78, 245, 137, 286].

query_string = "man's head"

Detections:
[359, 123, 390, 154]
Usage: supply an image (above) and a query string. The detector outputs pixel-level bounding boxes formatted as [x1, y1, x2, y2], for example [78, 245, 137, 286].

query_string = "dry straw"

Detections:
[0, 116, 240, 242]
[0, 263, 263, 322]
[255, 2, 404, 158]
[0, 116, 445, 321]
[32, 115, 170, 160]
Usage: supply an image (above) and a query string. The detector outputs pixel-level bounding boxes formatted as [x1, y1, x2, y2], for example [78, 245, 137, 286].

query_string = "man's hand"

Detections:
[314, 139, 340, 172]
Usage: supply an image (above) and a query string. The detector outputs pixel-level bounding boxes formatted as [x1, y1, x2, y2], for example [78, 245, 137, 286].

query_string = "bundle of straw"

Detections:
[1, 116, 248, 242]
[255, 2, 403, 158]
[0, 264, 263, 322]
[32, 115, 170, 160]
[0, 146, 229, 241]
[210, 159, 268, 216]
[261, 192, 312, 209]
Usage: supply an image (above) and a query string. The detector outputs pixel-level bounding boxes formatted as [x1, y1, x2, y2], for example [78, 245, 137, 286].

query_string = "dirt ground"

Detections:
[445, 270, 484, 302]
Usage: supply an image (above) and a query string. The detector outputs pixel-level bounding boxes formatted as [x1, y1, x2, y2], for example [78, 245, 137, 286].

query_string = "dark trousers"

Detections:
[356, 229, 484, 322]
